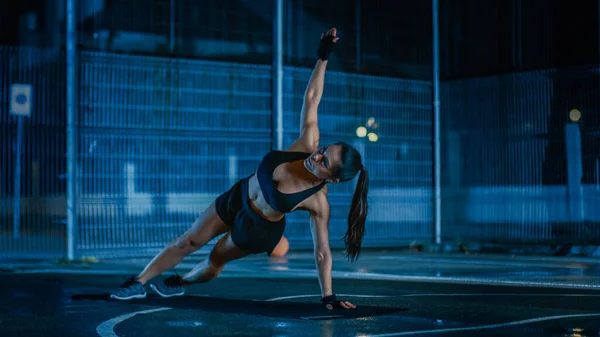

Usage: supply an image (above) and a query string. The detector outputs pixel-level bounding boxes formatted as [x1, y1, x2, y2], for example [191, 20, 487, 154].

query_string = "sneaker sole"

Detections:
[150, 283, 185, 298]
[110, 293, 147, 300]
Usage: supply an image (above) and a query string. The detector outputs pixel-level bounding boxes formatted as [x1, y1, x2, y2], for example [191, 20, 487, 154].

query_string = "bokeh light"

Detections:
[356, 126, 367, 138]
[569, 109, 581, 122]
[368, 132, 378, 142]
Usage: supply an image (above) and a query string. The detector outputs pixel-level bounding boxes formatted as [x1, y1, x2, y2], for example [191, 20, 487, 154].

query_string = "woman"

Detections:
[111, 27, 369, 311]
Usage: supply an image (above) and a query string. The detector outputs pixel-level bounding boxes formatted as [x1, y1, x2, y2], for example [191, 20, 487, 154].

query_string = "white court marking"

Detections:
[376, 255, 597, 269]
[266, 293, 600, 336]
[83, 282, 600, 337]
[366, 313, 600, 337]
[300, 314, 345, 320]
[264, 293, 600, 301]
[92, 292, 600, 336]
[401, 293, 600, 298]
[11, 268, 600, 290]
[265, 294, 393, 301]
[96, 307, 171, 337]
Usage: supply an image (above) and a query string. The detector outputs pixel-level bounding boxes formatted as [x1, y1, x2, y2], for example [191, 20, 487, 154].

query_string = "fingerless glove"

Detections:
[321, 294, 343, 310]
[317, 35, 336, 61]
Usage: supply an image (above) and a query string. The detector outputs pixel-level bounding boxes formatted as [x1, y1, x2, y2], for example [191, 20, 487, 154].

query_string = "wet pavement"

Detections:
[2, 250, 600, 336]
[2, 273, 600, 337]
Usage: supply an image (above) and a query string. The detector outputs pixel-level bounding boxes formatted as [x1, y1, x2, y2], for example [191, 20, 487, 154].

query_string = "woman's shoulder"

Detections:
[300, 186, 330, 214]
[284, 139, 318, 154]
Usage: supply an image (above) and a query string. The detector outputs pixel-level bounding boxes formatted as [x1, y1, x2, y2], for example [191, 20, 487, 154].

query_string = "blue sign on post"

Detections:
[10, 84, 33, 117]
[9, 83, 32, 239]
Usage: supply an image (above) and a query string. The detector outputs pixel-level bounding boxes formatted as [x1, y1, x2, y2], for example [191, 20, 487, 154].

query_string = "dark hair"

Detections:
[332, 142, 369, 262]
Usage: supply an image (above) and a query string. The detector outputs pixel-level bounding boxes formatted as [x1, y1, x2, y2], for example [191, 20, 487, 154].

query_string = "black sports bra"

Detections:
[256, 150, 326, 213]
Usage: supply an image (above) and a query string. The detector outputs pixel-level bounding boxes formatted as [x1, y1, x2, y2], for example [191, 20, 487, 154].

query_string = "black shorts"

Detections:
[215, 175, 286, 256]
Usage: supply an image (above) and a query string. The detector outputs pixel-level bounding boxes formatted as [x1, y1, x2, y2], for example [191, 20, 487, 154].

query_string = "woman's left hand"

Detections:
[321, 294, 357, 310]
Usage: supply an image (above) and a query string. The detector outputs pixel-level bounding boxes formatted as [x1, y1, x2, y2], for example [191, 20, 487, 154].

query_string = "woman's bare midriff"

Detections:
[247, 174, 286, 222]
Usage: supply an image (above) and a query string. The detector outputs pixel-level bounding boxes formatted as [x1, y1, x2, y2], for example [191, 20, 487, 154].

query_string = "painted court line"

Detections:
[401, 293, 600, 298]
[265, 294, 392, 301]
[13, 267, 600, 290]
[94, 293, 600, 336]
[265, 294, 600, 336]
[366, 312, 600, 337]
[299, 314, 345, 320]
[376, 255, 595, 269]
[265, 293, 600, 301]
[96, 307, 171, 337]
[322, 270, 600, 290]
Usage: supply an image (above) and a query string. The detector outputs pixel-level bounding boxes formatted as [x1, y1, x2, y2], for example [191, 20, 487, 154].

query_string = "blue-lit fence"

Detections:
[76, 53, 432, 257]
[1, 47, 433, 259]
[441, 70, 600, 244]
[2, 46, 599, 260]
[77, 52, 274, 256]
[282, 68, 434, 251]
[0, 46, 67, 259]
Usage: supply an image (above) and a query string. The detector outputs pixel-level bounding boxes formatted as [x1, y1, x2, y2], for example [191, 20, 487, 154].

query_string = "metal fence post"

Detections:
[66, 0, 78, 261]
[272, 0, 283, 150]
[565, 123, 584, 225]
[432, 0, 442, 245]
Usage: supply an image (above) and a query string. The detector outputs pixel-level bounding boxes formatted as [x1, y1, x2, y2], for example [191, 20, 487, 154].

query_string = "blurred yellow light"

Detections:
[368, 132, 378, 142]
[356, 126, 367, 138]
[367, 117, 375, 127]
[569, 109, 581, 122]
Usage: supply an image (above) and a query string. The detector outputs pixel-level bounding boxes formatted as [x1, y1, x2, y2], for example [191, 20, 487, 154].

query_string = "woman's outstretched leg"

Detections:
[136, 203, 229, 284]
[182, 232, 249, 283]
[110, 202, 229, 300]
[149, 232, 250, 297]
